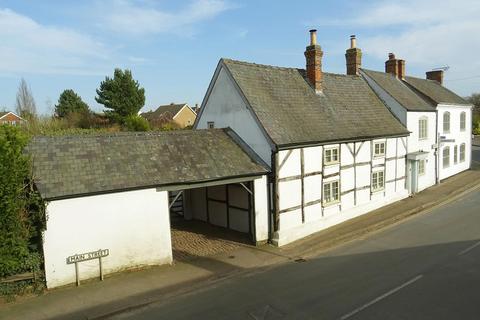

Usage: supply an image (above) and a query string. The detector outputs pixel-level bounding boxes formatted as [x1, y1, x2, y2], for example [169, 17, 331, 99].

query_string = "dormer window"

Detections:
[207, 121, 215, 129]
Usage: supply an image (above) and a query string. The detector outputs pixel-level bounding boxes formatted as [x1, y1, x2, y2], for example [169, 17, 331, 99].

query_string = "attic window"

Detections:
[373, 142, 385, 157]
[207, 121, 215, 129]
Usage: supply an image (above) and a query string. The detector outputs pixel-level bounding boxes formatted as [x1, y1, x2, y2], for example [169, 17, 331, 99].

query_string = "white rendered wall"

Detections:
[254, 176, 269, 243]
[406, 112, 437, 191]
[43, 189, 172, 289]
[437, 105, 472, 180]
[195, 66, 273, 164]
[273, 137, 408, 246]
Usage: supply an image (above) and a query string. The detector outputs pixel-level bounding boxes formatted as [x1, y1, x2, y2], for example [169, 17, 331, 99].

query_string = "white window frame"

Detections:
[460, 143, 466, 162]
[418, 117, 428, 140]
[443, 146, 450, 168]
[323, 147, 339, 165]
[443, 112, 450, 133]
[207, 121, 215, 129]
[371, 170, 385, 192]
[373, 142, 386, 158]
[454, 145, 458, 164]
[418, 159, 425, 176]
[460, 112, 466, 131]
[323, 180, 339, 205]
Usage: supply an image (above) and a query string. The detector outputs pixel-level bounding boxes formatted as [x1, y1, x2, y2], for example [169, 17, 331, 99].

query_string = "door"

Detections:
[410, 160, 419, 194]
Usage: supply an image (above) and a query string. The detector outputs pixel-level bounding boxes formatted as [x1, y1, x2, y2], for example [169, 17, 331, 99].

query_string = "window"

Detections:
[373, 142, 385, 157]
[443, 112, 450, 133]
[371, 171, 385, 192]
[419, 160, 425, 175]
[460, 112, 466, 131]
[207, 121, 215, 129]
[418, 117, 428, 140]
[460, 143, 466, 162]
[324, 147, 339, 165]
[323, 181, 339, 204]
[443, 147, 450, 168]
[454, 145, 458, 164]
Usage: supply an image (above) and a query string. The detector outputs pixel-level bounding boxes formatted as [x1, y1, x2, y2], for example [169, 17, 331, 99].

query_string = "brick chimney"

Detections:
[304, 29, 323, 92]
[426, 70, 443, 85]
[397, 59, 406, 79]
[345, 35, 362, 75]
[385, 53, 399, 77]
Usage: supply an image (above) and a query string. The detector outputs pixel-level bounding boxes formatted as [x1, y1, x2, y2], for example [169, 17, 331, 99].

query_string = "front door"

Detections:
[409, 160, 419, 194]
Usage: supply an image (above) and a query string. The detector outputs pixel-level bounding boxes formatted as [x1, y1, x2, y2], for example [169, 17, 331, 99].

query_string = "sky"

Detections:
[1, 0, 479, 115]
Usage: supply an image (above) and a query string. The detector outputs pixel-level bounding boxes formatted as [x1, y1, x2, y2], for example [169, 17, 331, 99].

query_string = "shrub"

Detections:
[0, 125, 45, 278]
[123, 115, 150, 132]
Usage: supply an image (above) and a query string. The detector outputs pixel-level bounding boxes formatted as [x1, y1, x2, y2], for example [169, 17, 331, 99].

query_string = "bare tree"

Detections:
[15, 78, 37, 118]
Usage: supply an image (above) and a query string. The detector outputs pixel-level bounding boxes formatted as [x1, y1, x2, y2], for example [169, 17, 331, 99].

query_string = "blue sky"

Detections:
[1, 0, 479, 115]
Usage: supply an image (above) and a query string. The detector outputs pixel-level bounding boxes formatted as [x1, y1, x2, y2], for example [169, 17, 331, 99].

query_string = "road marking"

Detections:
[339, 275, 423, 320]
[458, 241, 480, 256]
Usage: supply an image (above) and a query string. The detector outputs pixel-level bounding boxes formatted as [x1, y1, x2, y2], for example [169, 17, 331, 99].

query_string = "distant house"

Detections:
[141, 103, 196, 128]
[0, 111, 24, 126]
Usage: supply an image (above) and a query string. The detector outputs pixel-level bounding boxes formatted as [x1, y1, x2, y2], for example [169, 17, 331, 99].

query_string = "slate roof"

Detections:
[221, 59, 408, 148]
[27, 129, 269, 200]
[361, 69, 434, 111]
[404, 76, 469, 106]
[141, 103, 187, 120]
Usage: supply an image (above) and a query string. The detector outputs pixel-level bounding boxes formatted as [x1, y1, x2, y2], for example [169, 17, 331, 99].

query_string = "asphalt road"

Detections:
[111, 188, 480, 320]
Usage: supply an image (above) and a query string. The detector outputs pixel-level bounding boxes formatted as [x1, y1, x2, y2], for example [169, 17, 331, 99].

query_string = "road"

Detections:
[111, 187, 480, 320]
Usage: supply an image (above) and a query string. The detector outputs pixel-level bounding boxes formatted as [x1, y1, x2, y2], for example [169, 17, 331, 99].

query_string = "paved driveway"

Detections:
[170, 216, 251, 262]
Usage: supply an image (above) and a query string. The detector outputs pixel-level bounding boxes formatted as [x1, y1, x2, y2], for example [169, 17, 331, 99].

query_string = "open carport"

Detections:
[27, 128, 270, 288]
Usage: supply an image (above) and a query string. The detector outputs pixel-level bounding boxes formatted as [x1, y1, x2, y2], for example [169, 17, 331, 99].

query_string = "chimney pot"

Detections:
[350, 35, 356, 48]
[388, 53, 395, 60]
[309, 29, 317, 46]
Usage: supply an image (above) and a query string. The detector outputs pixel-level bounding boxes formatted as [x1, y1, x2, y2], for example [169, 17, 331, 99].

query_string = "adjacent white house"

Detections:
[195, 30, 410, 246]
[361, 52, 472, 189]
[28, 130, 269, 288]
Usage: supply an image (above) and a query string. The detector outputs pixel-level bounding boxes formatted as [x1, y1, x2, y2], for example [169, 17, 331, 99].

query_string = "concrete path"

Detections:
[1, 166, 480, 320]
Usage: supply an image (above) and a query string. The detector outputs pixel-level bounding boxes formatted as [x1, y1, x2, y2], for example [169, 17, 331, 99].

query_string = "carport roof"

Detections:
[27, 128, 269, 200]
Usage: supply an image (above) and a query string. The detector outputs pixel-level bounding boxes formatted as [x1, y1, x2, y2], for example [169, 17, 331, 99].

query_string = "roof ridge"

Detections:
[32, 129, 224, 140]
[221, 58, 300, 72]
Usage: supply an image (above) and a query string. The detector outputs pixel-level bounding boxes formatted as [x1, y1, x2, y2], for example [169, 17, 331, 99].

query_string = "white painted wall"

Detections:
[437, 105, 472, 180]
[273, 137, 409, 246]
[406, 112, 437, 191]
[43, 189, 172, 289]
[195, 66, 273, 164]
[254, 176, 269, 244]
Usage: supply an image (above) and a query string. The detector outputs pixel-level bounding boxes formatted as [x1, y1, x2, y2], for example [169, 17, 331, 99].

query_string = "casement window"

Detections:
[460, 143, 466, 162]
[454, 145, 458, 164]
[323, 180, 339, 204]
[443, 112, 450, 133]
[371, 170, 385, 192]
[324, 147, 339, 165]
[460, 112, 466, 131]
[419, 160, 425, 176]
[418, 117, 428, 140]
[207, 121, 215, 129]
[443, 147, 450, 168]
[373, 142, 385, 157]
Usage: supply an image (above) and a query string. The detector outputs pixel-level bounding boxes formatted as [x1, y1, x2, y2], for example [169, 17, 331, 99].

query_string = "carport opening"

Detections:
[169, 181, 255, 261]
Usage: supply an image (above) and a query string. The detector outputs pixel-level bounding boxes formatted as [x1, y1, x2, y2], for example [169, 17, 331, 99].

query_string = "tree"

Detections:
[467, 93, 480, 135]
[15, 78, 37, 118]
[55, 89, 90, 118]
[95, 69, 145, 122]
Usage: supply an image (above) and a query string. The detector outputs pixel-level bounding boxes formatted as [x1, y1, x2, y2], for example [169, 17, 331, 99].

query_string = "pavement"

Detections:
[1, 155, 480, 320]
[114, 187, 480, 319]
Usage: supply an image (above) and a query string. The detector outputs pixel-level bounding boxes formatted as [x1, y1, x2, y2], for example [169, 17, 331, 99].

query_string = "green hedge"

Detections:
[0, 125, 45, 278]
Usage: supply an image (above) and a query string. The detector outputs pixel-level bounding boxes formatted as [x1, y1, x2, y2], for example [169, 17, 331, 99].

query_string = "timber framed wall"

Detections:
[272, 137, 409, 246]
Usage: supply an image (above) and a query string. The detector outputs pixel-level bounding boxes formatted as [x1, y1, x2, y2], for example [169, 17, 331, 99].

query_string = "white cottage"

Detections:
[195, 30, 410, 246]
[360, 51, 472, 188]
[28, 129, 269, 288]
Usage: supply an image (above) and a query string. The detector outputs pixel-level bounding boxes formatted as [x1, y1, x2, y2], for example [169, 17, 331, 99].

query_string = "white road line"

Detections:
[339, 275, 423, 320]
[458, 241, 480, 256]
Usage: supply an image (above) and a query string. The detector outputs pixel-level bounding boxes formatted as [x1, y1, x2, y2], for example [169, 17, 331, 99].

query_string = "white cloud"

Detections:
[0, 8, 109, 75]
[101, 0, 232, 36]
[321, 0, 480, 94]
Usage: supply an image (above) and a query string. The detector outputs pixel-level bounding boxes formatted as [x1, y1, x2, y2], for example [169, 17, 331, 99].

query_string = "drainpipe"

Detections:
[435, 110, 440, 184]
